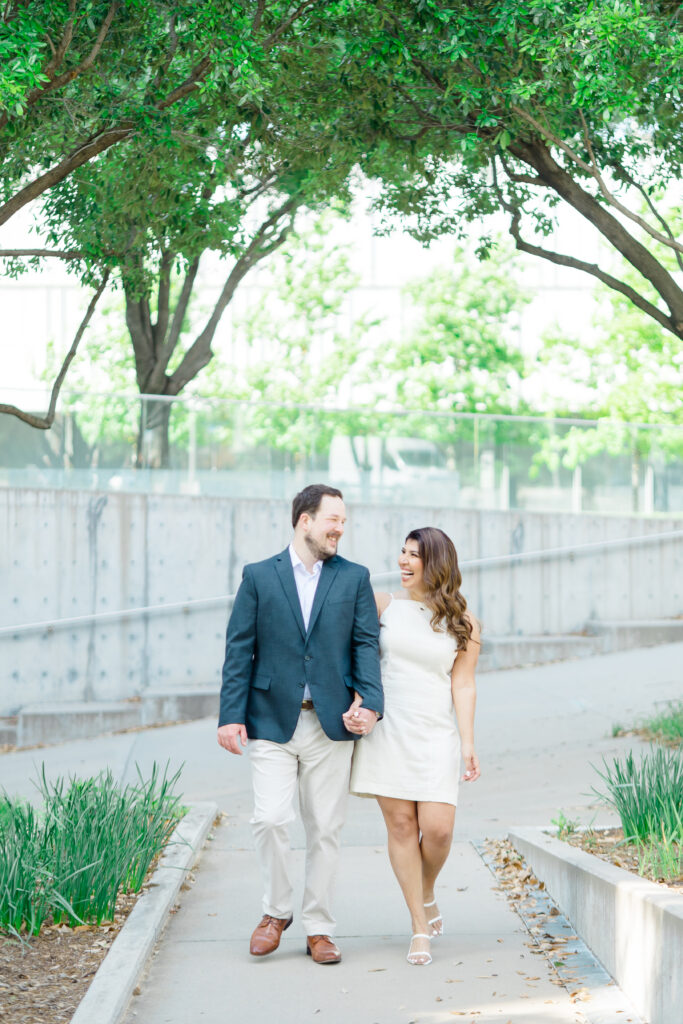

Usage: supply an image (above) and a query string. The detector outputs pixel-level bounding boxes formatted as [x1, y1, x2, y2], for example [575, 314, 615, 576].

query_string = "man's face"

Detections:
[303, 495, 346, 561]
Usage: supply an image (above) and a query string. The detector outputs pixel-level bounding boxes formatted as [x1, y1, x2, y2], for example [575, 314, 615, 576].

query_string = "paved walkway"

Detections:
[3, 642, 681, 1023]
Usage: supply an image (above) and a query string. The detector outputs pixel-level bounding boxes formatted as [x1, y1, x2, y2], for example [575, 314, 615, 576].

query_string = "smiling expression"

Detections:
[302, 495, 346, 561]
[398, 540, 425, 599]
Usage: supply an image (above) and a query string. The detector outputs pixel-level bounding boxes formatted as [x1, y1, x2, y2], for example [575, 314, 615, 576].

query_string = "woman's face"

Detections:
[398, 539, 425, 596]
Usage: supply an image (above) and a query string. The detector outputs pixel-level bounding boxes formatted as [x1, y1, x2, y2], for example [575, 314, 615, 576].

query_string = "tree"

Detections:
[226, 211, 380, 460]
[370, 242, 528, 417]
[0, 1, 321, 229]
[538, 253, 683, 511]
[0, 2, 361, 457]
[333, 1, 683, 341]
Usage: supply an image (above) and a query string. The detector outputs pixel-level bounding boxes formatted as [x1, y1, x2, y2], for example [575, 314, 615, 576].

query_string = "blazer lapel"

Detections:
[274, 551, 307, 641]
[306, 557, 340, 640]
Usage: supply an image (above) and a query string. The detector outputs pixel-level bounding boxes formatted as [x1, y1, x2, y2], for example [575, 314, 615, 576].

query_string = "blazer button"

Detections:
[304, 655, 312, 661]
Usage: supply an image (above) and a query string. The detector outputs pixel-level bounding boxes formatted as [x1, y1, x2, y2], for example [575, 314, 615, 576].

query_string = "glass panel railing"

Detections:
[0, 390, 681, 514]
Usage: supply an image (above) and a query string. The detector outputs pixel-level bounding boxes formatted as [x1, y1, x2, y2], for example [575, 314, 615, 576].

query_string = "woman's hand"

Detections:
[461, 747, 480, 782]
[342, 698, 378, 736]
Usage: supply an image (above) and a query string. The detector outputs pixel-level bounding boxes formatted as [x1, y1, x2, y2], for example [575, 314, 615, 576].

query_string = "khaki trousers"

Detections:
[248, 709, 353, 936]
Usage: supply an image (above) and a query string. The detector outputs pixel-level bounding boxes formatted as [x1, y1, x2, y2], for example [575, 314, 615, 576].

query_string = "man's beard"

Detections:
[305, 533, 338, 561]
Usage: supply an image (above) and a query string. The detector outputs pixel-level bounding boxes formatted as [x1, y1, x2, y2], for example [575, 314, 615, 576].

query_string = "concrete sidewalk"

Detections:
[2, 642, 681, 1022]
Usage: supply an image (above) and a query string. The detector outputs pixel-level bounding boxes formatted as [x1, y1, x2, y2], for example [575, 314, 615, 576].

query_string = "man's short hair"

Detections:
[291, 484, 343, 528]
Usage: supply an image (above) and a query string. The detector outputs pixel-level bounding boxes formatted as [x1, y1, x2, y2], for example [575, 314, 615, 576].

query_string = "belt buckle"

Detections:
[301, 699, 314, 711]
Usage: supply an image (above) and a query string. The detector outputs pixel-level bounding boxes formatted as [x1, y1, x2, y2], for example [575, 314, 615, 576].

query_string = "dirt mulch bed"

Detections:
[561, 826, 683, 894]
[0, 890, 139, 1024]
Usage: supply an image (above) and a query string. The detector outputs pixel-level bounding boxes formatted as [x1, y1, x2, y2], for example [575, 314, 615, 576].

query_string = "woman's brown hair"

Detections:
[405, 527, 476, 651]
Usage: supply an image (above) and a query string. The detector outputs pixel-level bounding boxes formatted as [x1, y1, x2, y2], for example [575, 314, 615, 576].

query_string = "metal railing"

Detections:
[3, 529, 682, 639]
[2, 389, 682, 515]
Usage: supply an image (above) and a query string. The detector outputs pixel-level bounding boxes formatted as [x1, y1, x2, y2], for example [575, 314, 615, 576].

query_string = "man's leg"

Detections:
[296, 711, 353, 937]
[248, 738, 299, 921]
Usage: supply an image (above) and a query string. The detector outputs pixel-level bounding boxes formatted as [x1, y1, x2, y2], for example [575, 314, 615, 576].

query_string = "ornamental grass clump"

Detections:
[0, 797, 55, 936]
[0, 762, 183, 937]
[592, 746, 683, 843]
[641, 700, 683, 745]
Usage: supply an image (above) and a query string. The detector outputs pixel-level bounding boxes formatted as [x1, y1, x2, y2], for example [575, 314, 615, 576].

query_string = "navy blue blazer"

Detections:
[219, 549, 383, 743]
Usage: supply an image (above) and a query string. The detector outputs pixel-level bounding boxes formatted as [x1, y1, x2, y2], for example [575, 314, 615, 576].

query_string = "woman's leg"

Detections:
[417, 802, 456, 934]
[377, 796, 431, 961]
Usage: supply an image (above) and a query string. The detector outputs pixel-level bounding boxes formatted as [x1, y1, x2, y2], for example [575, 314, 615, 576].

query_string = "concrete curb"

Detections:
[508, 825, 683, 1024]
[474, 839, 644, 1024]
[70, 801, 217, 1024]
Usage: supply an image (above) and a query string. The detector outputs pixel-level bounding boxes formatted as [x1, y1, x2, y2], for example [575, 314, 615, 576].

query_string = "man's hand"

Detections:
[217, 723, 248, 755]
[342, 698, 378, 737]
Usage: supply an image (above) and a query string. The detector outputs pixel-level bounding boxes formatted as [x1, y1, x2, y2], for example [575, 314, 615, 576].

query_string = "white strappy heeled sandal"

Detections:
[407, 933, 432, 966]
[424, 899, 443, 937]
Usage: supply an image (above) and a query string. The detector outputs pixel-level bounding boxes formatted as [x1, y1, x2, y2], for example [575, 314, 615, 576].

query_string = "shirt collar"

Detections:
[289, 542, 322, 577]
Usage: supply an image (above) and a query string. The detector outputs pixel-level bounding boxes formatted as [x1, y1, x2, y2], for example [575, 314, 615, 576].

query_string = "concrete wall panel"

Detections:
[1, 488, 681, 714]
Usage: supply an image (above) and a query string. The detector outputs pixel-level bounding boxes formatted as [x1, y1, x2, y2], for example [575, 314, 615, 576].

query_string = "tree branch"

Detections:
[511, 104, 594, 174]
[153, 252, 173, 357]
[613, 162, 683, 273]
[263, 0, 321, 49]
[252, 0, 266, 32]
[0, 49, 215, 228]
[0, 247, 88, 259]
[492, 175, 677, 336]
[164, 255, 200, 363]
[498, 151, 548, 187]
[149, 13, 179, 93]
[168, 196, 299, 393]
[0, 2, 120, 132]
[578, 111, 683, 256]
[155, 55, 212, 110]
[374, 4, 448, 93]
[43, 0, 77, 78]
[508, 137, 683, 333]
[0, 271, 110, 429]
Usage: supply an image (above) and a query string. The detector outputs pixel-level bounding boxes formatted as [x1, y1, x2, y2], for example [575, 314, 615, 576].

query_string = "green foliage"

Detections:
[0, 762, 183, 937]
[642, 702, 683, 746]
[613, 700, 683, 747]
[531, 206, 683, 497]
[227, 211, 381, 452]
[39, 285, 213, 460]
[551, 810, 580, 839]
[370, 240, 529, 419]
[334, 1, 683, 339]
[636, 830, 682, 884]
[5, 4, 367, 456]
[592, 746, 683, 844]
[0, 2, 307, 218]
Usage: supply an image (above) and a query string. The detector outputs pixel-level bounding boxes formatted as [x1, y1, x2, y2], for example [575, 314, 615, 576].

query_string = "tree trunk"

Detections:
[136, 398, 172, 469]
[630, 445, 641, 514]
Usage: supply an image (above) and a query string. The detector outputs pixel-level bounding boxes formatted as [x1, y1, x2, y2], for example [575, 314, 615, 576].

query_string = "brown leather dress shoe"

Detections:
[306, 934, 342, 964]
[249, 914, 293, 956]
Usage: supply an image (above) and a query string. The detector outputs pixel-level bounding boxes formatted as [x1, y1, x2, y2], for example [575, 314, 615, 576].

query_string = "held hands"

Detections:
[217, 723, 248, 755]
[342, 697, 378, 737]
[461, 746, 481, 782]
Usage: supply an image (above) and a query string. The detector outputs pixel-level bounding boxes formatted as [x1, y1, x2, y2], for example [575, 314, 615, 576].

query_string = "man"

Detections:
[217, 483, 383, 964]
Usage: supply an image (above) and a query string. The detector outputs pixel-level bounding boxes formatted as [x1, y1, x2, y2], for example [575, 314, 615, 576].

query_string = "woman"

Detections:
[345, 527, 481, 966]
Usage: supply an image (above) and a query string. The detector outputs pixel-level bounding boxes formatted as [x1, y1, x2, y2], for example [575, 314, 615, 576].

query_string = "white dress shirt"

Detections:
[289, 543, 322, 700]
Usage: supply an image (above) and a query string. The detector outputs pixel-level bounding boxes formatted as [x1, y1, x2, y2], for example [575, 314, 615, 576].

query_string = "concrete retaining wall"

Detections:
[509, 826, 683, 1024]
[1, 488, 681, 715]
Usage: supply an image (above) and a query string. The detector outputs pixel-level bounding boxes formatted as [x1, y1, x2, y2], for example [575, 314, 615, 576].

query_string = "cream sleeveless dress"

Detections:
[350, 596, 461, 805]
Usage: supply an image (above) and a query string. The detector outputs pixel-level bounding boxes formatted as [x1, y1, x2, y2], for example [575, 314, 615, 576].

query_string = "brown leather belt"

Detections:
[301, 699, 314, 711]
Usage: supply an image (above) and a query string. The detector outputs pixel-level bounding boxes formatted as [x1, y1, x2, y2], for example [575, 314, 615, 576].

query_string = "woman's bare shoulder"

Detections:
[464, 610, 481, 642]
[374, 591, 398, 615]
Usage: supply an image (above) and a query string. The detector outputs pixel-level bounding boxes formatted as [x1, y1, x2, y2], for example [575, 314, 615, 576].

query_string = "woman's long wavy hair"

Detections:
[406, 527, 475, 650]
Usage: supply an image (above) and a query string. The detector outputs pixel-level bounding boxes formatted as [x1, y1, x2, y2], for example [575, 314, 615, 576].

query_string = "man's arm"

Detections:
[217, 567, 257, 755]
[346, 569, 383, 732]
